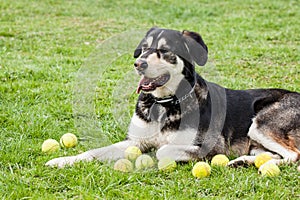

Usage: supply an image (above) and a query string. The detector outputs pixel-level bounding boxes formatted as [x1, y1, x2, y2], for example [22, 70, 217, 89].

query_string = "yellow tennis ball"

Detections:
[113, 159, 134, 172]
[254, 153, 272, 168]
[135, 154, 154, 170]
[258, 163, 280, 177]
[157, 157, 177, 172]
[192, 162, 211, 178]
[124, 146, 142, 161]
[60, 133, 78, 148]
[211, 154, 229, 166]
[42, 139, 60, 153]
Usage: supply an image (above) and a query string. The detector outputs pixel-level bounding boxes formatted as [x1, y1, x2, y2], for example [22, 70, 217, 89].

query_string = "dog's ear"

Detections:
[134, 27, 157, 58]
[133, 39, 144, 58]
[182, 30, 208, 66]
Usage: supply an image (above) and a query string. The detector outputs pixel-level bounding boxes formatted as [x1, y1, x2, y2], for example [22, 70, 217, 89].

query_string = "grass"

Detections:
[0, 0, 299, 199]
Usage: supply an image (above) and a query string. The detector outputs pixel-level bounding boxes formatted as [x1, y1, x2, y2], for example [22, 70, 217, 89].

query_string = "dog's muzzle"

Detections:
[134, 59, 170, 94]
[136, 73, 170, 94]
[134, 59, 148, 75]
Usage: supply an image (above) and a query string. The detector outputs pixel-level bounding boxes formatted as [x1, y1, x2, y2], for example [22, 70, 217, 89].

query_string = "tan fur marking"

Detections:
[267, 131, 300, 160]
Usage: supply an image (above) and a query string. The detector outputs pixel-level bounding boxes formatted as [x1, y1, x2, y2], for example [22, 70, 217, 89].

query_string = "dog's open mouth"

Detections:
[136, 74, 170, 93]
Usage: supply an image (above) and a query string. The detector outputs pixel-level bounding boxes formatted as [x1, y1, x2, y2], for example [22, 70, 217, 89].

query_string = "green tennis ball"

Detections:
[254, 153, 272, 168]
[113, 159, 134, 172]
[124, 146, 142, 161]
[192, 162, 211, 178]
[211, 154, 229, 166]
[258, 163, 280, 177]
[157, 157, 177, 172]
[42, 139, 60, 153]
[60, 133, 78, 148]
[135, 154, 154, 170]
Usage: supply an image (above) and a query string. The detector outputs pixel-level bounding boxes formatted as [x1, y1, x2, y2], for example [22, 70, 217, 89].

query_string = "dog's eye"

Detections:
[142, 45, 149, 52]
[161, 51, 177, 64]
[159, 49, 168, 54]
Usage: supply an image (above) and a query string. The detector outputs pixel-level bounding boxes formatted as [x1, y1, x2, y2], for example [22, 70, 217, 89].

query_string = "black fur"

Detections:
[134, 27, 300, 159]
[134, 28, 208, 66]
[45, 27, 300, 168]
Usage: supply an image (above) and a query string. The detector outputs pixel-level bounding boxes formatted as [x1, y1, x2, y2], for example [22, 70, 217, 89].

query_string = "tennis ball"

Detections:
[60, 133, 78, 148]
[192, 162, 211, 178]
[113, 159, 134, 172]
[157, 157, 177, 172]
[211, 154, 229, 166]
[258, 163, 280, 177]
[254, 153, 272, 168]
[42, 139, 60, 153]
[124, 146, 142, 161]
[135, 154, 155, 170]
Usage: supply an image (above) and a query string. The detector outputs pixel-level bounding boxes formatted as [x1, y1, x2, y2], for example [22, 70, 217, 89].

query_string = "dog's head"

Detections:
[134, 27, 208, 98]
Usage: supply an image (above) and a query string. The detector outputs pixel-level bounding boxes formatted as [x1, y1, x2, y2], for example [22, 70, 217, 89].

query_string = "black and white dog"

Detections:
[46, 28, 300, 169]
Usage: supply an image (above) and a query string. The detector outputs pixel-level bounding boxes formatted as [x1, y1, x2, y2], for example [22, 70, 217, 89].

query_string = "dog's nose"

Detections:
[134, 60, 148, 71]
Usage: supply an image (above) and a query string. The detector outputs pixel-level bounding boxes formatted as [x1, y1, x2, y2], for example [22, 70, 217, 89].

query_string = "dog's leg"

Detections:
[227, 155, 255, 168]
[248, 120, 300, 165]
[228, 149, 281, 167]
[156, 145, 200, 161]
[248, 93, 300, 167]
[230, 94, 300, 168]
[46, 140, 136, 168]
[229, 119, 299, 168]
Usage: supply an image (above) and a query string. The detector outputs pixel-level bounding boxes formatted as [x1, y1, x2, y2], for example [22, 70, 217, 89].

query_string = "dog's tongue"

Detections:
[136, 76, 156, 94]
[136, 74, 170, 93]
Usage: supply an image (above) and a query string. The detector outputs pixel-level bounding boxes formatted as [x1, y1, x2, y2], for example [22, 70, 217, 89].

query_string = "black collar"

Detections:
[153, 84, 196, 106]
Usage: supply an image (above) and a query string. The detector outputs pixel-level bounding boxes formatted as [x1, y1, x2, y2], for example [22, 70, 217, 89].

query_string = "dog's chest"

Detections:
[128, 110, 197, 148]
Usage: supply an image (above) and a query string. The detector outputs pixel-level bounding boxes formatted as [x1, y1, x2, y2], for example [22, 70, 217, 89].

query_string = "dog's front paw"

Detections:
[45, 156, 78, 168]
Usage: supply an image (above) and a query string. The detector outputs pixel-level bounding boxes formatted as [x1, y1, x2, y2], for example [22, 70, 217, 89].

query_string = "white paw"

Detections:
[45, 156, 77, 168]
[227, 156, 247, 167]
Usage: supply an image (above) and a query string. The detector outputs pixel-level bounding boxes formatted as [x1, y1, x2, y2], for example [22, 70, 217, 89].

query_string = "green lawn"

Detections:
[0, 0, 299, 199]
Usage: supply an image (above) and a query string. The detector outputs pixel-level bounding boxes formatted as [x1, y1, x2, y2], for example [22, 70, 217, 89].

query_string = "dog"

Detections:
[46, 27, 300, 169]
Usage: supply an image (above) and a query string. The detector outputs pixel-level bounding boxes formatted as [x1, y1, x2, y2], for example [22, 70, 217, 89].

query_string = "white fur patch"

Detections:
[128, 112, 197, 148]
[128, 113, 161, 141]
[146, 36, 153, 47]
[164, 128, 197, 145]
[157, 38, 167, 49]
[156, 145, 199, 161]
